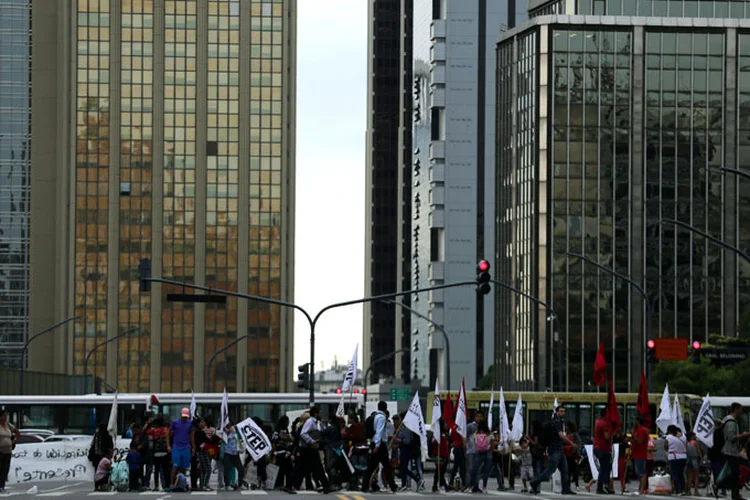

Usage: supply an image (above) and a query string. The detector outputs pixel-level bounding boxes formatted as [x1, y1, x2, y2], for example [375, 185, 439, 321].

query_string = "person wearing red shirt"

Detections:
[448, 423, 466, 489]
[593, 408, 613, 494]
[630, 416, 650, 495]
[432, 420, 451, 492]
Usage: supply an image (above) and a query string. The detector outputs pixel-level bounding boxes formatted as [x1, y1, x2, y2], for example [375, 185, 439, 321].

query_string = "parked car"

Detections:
[20, 428, 55, 438]
[16, 434, 45, 445]
[43, 434, 90, 443]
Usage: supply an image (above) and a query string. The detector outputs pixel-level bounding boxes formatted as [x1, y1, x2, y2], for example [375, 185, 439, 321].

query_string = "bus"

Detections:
[0, 393, 362, 436]
[426, 391, 697, 435]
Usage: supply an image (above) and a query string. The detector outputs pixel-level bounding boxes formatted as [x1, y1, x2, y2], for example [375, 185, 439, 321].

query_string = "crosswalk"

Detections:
[0, 489, 715, 498]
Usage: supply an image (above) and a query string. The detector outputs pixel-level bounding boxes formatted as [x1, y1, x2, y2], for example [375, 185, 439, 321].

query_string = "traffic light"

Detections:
[646, 339, 657, 365]
[691, 341, 702, 364]
[139, 258, 152, 292]
[476, 260, 491, 295]
[297, 363, 310, 390]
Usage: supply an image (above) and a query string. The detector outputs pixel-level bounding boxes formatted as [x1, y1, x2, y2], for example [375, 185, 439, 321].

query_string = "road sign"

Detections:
[701, 348, 748, 362]
[390, 387, 411, 401]
[654, 338, 688, 360]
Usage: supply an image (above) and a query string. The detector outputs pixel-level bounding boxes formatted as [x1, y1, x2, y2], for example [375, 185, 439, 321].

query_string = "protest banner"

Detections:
[9, 438, 131, 485]
[236, 417, 272, 462]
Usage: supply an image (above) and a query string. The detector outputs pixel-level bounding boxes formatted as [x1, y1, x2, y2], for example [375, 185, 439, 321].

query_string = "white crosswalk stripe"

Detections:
[241, 491, 269, 495]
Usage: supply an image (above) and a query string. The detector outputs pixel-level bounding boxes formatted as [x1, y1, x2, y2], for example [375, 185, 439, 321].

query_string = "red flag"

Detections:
[592, 342, 607, 386]
[636, 371, 651, 427]
[443, 392, 455, 430]
[606, 374, 622, 432]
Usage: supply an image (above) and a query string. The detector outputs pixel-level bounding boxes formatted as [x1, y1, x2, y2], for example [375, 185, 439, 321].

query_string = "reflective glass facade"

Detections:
[496, 16, 750, 392]
[69, 0, 295, 392]
[0, 0, 31, 368]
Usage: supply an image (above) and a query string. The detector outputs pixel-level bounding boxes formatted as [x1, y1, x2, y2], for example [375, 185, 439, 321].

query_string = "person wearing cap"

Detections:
[168, 408, 195, 488]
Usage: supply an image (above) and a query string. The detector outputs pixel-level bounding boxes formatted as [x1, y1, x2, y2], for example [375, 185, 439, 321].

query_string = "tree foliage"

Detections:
[651, 356, 750, 396]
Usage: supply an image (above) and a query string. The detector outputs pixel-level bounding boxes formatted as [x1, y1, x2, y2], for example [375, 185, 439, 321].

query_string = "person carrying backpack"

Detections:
[395, 423, 423, 491]
[469, 421, 493, 493]
[146, 417, 171, 491]
[713, 403, 750, 500]
[528, 406, 579, 495]
[362, 401, 398, 493]
[709, 419, 727, 496]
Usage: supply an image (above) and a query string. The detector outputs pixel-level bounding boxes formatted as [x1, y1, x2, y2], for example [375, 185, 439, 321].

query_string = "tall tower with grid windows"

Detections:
[25, 0, 296, 393]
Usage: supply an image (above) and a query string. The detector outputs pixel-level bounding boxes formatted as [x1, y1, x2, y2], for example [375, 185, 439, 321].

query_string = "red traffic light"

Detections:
[361, 389, 367, 394]
[335, 388, 342, 394]
[354, 389, 360, 394]
[647, 340, 655, 349]
[478, 260, 490, 272]
[692, 341, 701, 350]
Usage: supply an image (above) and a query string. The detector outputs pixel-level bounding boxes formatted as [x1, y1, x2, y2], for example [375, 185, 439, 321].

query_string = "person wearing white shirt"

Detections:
[665, 425, 687, 495]
[295, 407, 331, 493]
[362, 401, 398, 493]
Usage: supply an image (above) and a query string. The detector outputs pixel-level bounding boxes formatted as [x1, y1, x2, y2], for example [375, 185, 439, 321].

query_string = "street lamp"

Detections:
[142, 269, 476, 406]
[661, 218, 750, 266]
[83, 327, 139, 393]
[564, 252, 653, 391]
[19, 316, 79, 395]
[206, 334, 250, 392]
[362, 347, 411, 411]
[380, 299, 451, 392]
[489, 279, 561, 391]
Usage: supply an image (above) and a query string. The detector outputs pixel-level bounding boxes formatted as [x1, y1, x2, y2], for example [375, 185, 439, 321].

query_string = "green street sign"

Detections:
[390, 387, 411, 401]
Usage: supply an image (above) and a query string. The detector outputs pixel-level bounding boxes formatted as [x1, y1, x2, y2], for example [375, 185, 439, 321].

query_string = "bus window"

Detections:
[563, 403, 592, 433]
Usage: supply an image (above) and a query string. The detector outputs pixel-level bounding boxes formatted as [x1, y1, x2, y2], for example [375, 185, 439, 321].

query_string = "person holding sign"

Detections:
[297, 406, 332, 494]
[0, 409, 19, 494]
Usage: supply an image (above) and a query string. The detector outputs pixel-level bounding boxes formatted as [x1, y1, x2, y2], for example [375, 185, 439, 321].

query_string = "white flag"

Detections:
[403, 392, 429, 462]
[217, 388, 230, 440]
[673, 394, 686, 434]
[107, 391, 118, 443]
[655, 384, 673, 434]
[552, 397, 559, 418]
[431, 379, 442, 444]
[498, 388, 511, 442]
[336, 393, 346, 418]
[237, 417, 272, 461]
[455, 379, 468, 437]
[488, 390, 495, 431]
[511, 393, 524, 442]
[693, 394, 714, 448]
[190, 391, 197, 418]
[342, 344, 359, 392]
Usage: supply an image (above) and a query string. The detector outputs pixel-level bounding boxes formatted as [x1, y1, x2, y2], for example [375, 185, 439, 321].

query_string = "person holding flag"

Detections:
[631, 416, 650, 495]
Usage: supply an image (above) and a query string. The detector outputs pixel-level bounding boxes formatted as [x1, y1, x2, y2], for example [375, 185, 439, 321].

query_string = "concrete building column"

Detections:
[723, 29, 738, 338]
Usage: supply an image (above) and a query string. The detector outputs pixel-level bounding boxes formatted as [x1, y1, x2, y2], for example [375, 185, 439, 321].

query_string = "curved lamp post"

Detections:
[380, 299, 451, 392]
[564, 252, 653, 391]
[206, 334, 250, 392]
[362, 348, 411, 410]
[19, 316, 79, 395]
[83, 327, 139, 393]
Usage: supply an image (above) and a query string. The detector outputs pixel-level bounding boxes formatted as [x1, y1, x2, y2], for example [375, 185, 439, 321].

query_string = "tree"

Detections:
[477, 364, 495, 390]
[651, 356, 750, 395]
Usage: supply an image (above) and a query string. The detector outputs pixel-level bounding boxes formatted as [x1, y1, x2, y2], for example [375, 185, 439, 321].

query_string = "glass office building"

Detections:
[0, 1, 32, 369]
[25, 0, 296, 393]
[496, 0, 750, 392]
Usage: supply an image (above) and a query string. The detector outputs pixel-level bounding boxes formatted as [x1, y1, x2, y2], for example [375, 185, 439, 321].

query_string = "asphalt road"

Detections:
[0, 480, 714, 500]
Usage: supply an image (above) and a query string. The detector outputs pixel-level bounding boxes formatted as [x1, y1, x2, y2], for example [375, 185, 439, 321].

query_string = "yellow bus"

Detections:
[426, 391, 696, 435]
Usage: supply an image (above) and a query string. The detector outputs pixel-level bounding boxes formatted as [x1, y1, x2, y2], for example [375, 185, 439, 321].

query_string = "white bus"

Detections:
[0, 393, 362, 436]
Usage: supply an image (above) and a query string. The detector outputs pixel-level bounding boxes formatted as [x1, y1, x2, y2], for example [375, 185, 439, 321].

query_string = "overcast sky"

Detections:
[293, 0, 367, 373]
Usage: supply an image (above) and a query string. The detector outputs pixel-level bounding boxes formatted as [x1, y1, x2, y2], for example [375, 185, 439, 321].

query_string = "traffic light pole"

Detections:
[564, 252, 653, 392]
[380, 299, 450, 392]
[362, 348, 410, 412]
[145, 276, 476, 406]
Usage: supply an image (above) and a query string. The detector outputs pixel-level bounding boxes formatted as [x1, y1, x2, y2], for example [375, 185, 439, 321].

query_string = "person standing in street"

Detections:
[0, 409, 19, 494]
[465, 411, 483, 490]
[593, 408, 613, 495]
[449, 418, 467, 489]
[528, 406, 578, 495]
[168, 408, 195, 490]
[363, 401, 398, 494]
[713, 403, 750, 500]
[296, 406, 332, 494]
[630, 416, 650, 495]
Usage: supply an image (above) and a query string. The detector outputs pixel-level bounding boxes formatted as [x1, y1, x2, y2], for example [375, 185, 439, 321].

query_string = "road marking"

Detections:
[190, 492, 217, 496]
[140, 492, 165, 495]
[40, 483, 83, 494]
[88, 493, 117, 496]
[352, 495, 368, 500]
[37, 493, 72, 497]
[335, 494, 350, 500]
[241, 492, 270, 496]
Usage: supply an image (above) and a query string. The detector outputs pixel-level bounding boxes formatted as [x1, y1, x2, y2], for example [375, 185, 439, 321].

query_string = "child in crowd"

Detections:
[165, 471, 190, 492]
[515, 439, 534, 493]
[94, 449, 113, 491]
[127, 443, 144, 491]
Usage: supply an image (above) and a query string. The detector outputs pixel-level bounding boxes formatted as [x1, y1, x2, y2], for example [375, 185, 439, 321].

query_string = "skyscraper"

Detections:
[496, 0, 750, 392]
[25, 0, 296, 393]
[0, 0, 32, 370]
[365, 0, 526, 390]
